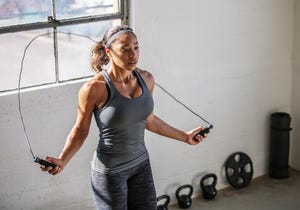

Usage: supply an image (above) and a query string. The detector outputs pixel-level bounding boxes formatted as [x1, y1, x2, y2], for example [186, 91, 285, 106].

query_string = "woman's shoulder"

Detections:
[78, 72, 107, 101]
[136, 68, 154, 83]
[136, 68, 155, 92]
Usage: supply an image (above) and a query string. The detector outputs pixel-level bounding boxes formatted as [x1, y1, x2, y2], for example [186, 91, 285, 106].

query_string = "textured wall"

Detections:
[0, 0, 296, 209]
[291, 0, 300, 170]
[131, 0, 295, 203]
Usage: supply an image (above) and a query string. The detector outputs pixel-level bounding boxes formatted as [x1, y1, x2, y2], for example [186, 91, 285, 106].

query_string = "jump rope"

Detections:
[17, 31, 213, 168]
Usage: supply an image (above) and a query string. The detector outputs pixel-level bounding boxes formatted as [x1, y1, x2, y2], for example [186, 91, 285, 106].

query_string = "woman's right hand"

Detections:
[40, 156, 65, 175]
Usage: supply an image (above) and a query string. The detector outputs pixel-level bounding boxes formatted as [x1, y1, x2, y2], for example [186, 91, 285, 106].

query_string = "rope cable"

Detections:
[17, 31, 212, 159]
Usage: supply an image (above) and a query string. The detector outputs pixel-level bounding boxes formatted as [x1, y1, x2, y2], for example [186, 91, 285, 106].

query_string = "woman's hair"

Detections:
[91, 25, 135, 72]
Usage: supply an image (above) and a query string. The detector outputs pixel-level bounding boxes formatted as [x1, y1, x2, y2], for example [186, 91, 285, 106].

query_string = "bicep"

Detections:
[73, 82, 101, 134]
[145, 113, 162, 133]
[145, 113, 154, 130]
[74, 104, 93, 134]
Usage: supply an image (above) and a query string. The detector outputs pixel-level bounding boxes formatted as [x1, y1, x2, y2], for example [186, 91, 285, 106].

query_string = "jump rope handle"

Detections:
[34, 156, 57, 168]
[194, 124, 213, 140]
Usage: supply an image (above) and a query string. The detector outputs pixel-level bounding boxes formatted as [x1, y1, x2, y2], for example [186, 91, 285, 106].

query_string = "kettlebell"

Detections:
[175, 184, 193, 209]
[200, 173, 217, 200]
[157, 194, 170, 210]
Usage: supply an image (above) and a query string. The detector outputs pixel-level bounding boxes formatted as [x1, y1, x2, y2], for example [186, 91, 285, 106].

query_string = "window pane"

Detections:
[57, 20, 120, 81]
[0, 29, 55, 91]
[56, 0, 120, 19]
[0, 1, 51, 27]
[0, 0, 125, 92]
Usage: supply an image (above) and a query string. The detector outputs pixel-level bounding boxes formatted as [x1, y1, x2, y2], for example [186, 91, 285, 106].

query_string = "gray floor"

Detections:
[170, 169, 300, 210]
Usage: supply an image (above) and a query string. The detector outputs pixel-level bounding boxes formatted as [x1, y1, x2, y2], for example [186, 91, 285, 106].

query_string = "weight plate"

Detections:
[225, 152, 253, 189]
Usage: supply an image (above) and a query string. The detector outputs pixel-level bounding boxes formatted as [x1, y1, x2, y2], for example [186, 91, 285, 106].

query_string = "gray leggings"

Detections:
[91, 159, 157, 210]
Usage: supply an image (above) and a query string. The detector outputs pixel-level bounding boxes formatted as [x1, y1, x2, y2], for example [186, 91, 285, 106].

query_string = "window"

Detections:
[0, 0, 127, 92]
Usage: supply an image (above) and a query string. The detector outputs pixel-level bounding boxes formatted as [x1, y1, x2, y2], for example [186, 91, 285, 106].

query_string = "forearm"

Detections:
[146, 115, 188, 142]
[58, 126, 88, 166]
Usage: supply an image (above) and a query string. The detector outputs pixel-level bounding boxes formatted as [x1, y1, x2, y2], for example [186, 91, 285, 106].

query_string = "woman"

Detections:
[42, 25, 207, 210]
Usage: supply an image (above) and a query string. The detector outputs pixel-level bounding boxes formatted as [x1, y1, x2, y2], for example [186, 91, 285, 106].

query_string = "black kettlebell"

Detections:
[200, 173, 217, 200]
[157, 194, 170, 210]
[175, 184, 193, 209]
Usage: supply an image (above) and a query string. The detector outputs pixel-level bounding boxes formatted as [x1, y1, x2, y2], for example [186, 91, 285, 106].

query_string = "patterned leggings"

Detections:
[91, 159, 157, 210]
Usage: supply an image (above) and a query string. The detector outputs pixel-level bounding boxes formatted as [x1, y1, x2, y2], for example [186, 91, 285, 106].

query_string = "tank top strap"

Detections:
[100, 70, 115, 102]
[134, 70, 149, 92]
[102, 69, 115, 91]
[102, 69, 111, 84]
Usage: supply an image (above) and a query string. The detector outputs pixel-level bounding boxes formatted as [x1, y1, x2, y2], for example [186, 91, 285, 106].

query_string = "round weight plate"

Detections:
[225, 152, 253, 189]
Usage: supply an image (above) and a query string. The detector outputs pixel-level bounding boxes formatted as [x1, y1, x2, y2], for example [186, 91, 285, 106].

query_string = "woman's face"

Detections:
[107, 32, 139, 71]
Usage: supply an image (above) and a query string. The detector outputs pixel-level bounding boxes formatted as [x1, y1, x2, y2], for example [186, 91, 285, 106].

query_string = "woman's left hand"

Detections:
[185, 127, 208, 145]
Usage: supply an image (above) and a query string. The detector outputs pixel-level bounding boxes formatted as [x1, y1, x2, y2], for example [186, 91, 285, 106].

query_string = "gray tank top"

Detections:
[91, 70, 154, 174]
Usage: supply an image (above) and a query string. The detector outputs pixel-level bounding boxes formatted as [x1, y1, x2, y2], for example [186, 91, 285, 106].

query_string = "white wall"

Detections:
[291, 0, 300, 170]
[0, 83, 99, 209]
[131, 0, 295, 201]
[0, 0, 297, 209]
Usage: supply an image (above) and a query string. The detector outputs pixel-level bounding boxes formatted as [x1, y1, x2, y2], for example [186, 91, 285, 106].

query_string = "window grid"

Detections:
[0, 0, 128, 93]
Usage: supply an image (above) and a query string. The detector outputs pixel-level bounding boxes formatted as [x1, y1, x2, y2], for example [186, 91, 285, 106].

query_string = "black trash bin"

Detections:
[269, 112, 292, 179]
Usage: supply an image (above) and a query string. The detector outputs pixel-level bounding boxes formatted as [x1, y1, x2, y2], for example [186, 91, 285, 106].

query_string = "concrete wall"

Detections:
[291, 0, 300, 170]
[0, 0, 297, 209]
[0, 83, 99, 209]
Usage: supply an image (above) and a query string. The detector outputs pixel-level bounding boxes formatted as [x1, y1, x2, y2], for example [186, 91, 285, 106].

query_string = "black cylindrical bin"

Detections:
[269, 112, 292, 179]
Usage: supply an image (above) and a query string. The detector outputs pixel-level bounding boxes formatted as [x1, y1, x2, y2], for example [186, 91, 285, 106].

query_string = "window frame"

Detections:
[0, 0, 128, 34]
[0, 0, 129, 93]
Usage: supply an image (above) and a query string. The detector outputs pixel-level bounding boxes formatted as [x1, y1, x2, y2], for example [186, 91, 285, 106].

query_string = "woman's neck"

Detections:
[108, 67, 135, 83]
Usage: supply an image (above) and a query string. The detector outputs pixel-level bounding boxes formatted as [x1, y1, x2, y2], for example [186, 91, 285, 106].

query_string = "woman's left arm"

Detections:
[146, 113, 206, 145]
[139, 69, 206, 145]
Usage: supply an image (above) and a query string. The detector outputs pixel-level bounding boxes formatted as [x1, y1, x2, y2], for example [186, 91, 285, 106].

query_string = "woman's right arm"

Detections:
[42, 79, 105, 175]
